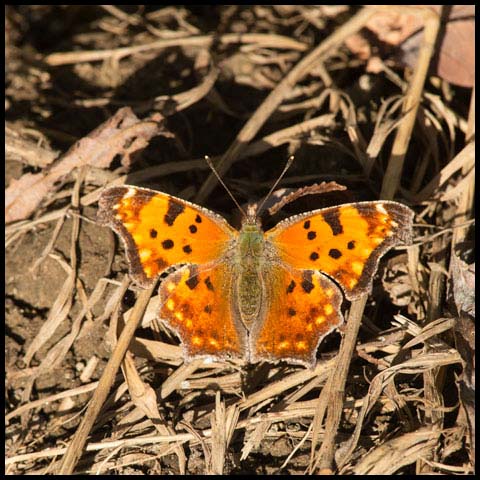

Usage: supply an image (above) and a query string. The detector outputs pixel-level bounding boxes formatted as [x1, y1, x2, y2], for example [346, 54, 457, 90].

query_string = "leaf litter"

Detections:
[5, 5, 474, 475]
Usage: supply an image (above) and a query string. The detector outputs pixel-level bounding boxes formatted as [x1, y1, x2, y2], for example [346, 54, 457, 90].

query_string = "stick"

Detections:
[58, 284, 156, 474]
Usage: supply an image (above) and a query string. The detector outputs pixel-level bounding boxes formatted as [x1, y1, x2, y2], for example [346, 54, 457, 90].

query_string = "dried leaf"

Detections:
[346, 6, 475, 88]
[266, 181, 347, 217]
[354, 427, 440, 474]
[209, 393, 227, 474]
[399, 6, 475, 88]
[450, 253, 475, 317]
[453, 314, 475, 465]
[5, 172, 51, 224]
[6, 124, 58, 168]
[366, 9, 424, 46]
[122, 352, 187, 473]
[5, 107, 166, 223]
[382, 254, 413, 307]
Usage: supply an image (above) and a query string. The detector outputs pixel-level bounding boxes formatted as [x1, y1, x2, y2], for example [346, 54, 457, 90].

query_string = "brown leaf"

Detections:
[5, 173, 50, 224]
[450, 252, 475, 463]
[346, 6, 475, 88]
[5, 107, 167, 223]
[382, 253, 413, 307]
[399, 6, 475, 88]
[266, 181, 347, 217]
[450, 253, 475, 317]
[366, 10, 423, 46]
[454, 314, 475, 465]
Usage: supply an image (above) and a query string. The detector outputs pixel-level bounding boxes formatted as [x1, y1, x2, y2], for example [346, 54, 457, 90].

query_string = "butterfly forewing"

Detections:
[98, 186, 237, 286]
[266, 201, 413, 300]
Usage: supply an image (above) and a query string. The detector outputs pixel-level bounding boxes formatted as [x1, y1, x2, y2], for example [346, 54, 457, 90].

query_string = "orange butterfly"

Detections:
[98, 186, 413, 368]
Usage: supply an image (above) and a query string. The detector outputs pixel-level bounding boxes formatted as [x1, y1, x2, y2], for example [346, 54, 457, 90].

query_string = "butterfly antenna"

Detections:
[257, 155, 295, 215]
[204, 156, 247, 218]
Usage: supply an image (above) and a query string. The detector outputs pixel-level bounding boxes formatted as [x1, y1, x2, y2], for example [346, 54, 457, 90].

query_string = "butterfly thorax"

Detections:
[235, 220, 266, 329]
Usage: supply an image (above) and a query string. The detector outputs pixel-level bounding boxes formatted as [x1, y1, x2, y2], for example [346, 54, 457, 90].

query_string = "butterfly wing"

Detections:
[265, 201, 413, 300]
[98, 186, 237, 287]
[158, 263, 247, 361]
[250, 265, 343, 368]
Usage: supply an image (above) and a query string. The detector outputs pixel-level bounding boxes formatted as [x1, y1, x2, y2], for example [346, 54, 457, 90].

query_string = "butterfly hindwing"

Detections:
[266, 201, 413, 300]
[251, 265, 344, 368]
[98, 186, 237, 287]
[158, 263, 247, 361]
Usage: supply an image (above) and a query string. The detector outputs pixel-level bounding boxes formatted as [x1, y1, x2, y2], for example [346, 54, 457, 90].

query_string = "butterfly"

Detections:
[97, 185, 413, 368]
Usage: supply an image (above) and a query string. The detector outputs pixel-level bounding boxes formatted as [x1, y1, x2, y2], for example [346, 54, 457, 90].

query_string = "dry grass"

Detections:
[6, 5, 474, 475]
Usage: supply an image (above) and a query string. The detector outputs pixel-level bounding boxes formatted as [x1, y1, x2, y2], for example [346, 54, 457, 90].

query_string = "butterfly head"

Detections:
[205, 154, 295, 229]
[245, 203, 260, 224]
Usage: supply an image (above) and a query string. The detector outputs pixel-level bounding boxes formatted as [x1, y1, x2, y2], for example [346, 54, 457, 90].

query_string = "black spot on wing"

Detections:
[186, 266, 199, 290]
[322, 207, 343, 236]
[310, 252, 319, 261]
[162, 239, 174, 249]
[189, 224, 198, 234]
[164, 199, 185, 226]
[301, 271, 314, 293]
[307, 231, 316, 240]
[150, 228, 157, 238]
[347, 240, 355, 250]
[204, 276, 214, 291]
[183, 245, 192, 254]
[286, 280, 296, 293]
[329, 248, 342, 259]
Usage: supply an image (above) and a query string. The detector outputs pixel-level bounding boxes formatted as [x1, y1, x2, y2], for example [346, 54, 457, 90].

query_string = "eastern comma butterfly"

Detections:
[98, 184, 413, 368]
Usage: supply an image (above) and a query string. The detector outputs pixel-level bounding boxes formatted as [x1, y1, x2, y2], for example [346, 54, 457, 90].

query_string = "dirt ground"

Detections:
[5, 6, 474, 475]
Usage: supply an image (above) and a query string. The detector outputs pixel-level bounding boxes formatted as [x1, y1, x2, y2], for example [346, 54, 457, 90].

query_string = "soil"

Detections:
[5, 5, 474, 475]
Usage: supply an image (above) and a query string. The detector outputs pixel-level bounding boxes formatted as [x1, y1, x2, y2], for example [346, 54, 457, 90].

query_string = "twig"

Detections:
[6, 382, 100, 423]
[65, 63, 219, 114]
[417, 235, 447, 473]
[100, 5, 143, 26]
[194, 7, 377, 204]
[310, 295, 368, 473]
[58, 283, 156, 474]
[44, 33, 308, 66]
[380, 8, 441, 199]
